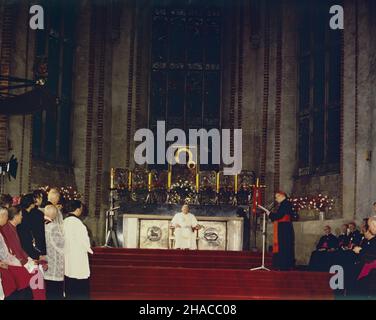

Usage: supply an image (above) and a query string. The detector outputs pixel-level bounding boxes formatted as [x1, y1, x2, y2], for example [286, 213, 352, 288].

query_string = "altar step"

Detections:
[90, 248, 334, 300]
[91, 247, 273, 270]
[90, 265, 333, 300]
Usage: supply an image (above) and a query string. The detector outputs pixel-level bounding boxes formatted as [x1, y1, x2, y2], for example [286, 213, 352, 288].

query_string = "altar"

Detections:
[116, 204, 249, 251]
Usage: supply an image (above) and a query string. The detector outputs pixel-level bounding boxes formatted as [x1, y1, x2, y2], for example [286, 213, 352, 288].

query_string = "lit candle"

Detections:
[128, 171, 132, 190]
[167, 171, 172, 191]
[234, 174, 238, 194]
[110, 168, 115, 189]
[148, 172, 152, 191]
[216, 172, 220, 193]
[196, 172, 200, 193]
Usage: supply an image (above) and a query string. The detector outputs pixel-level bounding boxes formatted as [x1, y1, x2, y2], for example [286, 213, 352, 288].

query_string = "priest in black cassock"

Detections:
[268, 191, 295, 271]
[348, 222, 362, 249]
[347, 217, 376, 297]
[309, 225, 339, 272]
[338, 224, 350, 249]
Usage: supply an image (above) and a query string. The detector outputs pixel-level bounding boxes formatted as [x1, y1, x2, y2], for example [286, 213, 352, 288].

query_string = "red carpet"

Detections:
[90, 248, 334, 300]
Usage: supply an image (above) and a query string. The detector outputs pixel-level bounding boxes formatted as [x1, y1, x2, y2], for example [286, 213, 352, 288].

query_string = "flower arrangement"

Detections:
[40, 186, 81, 201]
[290, 194, 334, 212]
[169, 179, 195, 204]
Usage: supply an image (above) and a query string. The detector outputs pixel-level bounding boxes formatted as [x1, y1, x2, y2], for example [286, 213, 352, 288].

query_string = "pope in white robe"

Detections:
[171, 205, 200, 250]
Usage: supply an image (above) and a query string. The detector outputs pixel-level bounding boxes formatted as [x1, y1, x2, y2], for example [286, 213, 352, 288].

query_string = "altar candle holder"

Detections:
[216, 172, 220, 193]
[148, 172, 152, 192]
[194, 172, 200, 204]
[128, 171, 132, 191]
[214, 171, 220, 205]
[110, 168, 115, 189]
[167, 171, 172, 191]
[145, 172, 155, 204]
[232, 174, 238, 206]
[166, 168, 172, 204]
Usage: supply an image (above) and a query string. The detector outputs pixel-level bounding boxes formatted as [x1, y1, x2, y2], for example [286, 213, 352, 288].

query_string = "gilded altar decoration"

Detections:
[112, 165, 256, 206]
[169, 179, 196, 205]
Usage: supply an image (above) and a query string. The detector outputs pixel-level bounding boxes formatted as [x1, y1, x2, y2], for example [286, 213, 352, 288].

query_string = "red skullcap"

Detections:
[276, 191, 287, 197]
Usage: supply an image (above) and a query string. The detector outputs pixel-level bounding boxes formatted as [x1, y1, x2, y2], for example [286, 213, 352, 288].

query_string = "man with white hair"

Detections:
[47, 189, 63, 225]
[44, 205, 65, 300]
[0, 207, 33, 299]
[0, 207, 19, 300]
[353, 216, 376, 256]
[0, 207, 21, 267]
[170, 204, 200, 250]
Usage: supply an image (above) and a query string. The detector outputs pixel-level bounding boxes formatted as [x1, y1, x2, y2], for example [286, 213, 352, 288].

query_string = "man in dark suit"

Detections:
[17, 194, 46, 261]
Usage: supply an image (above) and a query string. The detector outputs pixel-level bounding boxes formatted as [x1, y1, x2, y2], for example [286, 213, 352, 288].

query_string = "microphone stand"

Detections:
[250, 204, 271, 271]
[104, 188, 120, 247]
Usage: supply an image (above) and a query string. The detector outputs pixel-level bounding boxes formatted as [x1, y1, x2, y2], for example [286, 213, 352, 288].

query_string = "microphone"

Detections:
[257, 204, 271, 215]
[107, 206, 120, 212]
[265, 201, 275, 211]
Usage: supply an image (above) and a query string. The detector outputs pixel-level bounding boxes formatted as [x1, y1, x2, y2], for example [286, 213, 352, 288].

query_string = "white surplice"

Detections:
[63, 216, 93, 279]
[0, 277, 4, 301]
[171, 212, 198, 250]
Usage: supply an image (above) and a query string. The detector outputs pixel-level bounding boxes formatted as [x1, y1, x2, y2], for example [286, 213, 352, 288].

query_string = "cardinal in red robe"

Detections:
[269, 191, 295, 271]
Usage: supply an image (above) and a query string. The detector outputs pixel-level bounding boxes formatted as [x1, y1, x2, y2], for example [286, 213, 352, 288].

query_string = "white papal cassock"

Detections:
[171, 212, 198, 250]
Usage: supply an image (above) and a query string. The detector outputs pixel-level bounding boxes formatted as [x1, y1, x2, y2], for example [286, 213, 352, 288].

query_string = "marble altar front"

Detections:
[121, 214, 243, 251]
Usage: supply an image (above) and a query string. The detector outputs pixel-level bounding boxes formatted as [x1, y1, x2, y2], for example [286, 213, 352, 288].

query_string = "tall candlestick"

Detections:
[110, 168, 115, 189]
[234, 174, 238, 194]
[167, 171, 172, 191]
[148, 172, 152, 192]
[216, 172, 220, 193]
[196, 172, 200, 193]
[128, 171, 132, 190]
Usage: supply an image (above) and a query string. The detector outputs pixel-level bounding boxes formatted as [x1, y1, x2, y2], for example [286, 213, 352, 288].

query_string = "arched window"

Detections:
[298, 0, 342, 175]
[149, 0, 222, 169]
[32, 0, 76, 163]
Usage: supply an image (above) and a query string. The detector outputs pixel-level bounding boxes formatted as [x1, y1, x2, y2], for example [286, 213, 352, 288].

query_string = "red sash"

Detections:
[7, 265, 46, 300]
[273, 214, 291, 253]
[358, 260, 376, 280]
[0, 268, 17, 298]
[7, 265, 31, 290]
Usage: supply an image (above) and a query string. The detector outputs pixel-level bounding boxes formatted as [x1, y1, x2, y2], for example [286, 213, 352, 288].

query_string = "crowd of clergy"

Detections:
[309, 211, 376, 298]
[0, 190, 92, 300]
[1, 187, 375, 300]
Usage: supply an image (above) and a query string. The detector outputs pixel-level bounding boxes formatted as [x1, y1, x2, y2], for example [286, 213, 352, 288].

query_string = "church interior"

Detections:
[0, 0, 376, 300]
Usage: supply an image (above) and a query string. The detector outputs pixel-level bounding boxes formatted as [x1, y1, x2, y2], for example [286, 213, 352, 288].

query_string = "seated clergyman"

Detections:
[348, 222, 362, 249]
[349, 217, 376, 297]
[338, 224, 350, 250]
[170, 205, 200, 250]
[309, 225, 339, 272]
